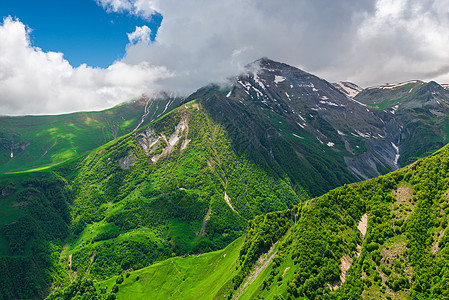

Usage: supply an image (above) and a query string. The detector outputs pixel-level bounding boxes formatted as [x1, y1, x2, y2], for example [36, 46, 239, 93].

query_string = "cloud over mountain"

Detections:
[1, 0, 449, 115]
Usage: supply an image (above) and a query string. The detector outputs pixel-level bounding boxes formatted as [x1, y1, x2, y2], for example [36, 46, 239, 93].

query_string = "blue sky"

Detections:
[1, 0, 449, 115]
[0, 0, 162, 67]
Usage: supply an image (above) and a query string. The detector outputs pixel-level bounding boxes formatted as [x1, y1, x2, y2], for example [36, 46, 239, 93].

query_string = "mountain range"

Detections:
[0, 58, 449, 299]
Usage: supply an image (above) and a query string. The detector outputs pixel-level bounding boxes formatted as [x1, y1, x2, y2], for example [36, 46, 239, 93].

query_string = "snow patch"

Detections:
[333, 82, 363, 98]
[353, 130, 371, 138]
[297, 83, 315, 89]
[390, 105, 399, 114]
[252, 86, 264, 98]
[134, 98, 152, 131]
[297, 114, 306, 122]
[253, 73, 266, 90]
[293, 133, 304, 139]
[327, 142, 335, 147]
[226, 90, 232, 98]
[274, 75, 286, 83]
[319, 100, 342, 107]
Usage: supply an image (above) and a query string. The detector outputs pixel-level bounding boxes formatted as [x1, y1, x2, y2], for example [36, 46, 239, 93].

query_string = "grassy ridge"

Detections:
[0, 97, 184, 173]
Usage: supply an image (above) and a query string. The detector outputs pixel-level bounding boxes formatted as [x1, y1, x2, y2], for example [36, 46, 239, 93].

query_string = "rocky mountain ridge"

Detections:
[210, 58, 449, 182]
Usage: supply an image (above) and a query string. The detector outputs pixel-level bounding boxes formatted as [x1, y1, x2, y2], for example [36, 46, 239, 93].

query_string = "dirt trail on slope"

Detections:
[224, 191, 237, 213]
[234, 243, 278, 299]
[68, 253, 76, 283]
[199, 207, 212, 237]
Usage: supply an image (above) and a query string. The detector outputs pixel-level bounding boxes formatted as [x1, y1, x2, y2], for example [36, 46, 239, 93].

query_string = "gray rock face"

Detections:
[137, 127, 159, 154]
[118, 153, 136, 170]
[233, 58, 404, 180]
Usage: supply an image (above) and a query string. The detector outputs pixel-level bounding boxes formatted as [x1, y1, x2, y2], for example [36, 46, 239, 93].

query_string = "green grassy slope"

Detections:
[85, 144, 449, 300]
[58, 101, 299, 283]
[0, 96, 184, 173]
[0, 101, 302, 299]
[100, 236, 244, 300]
[355, 81, 425, 109]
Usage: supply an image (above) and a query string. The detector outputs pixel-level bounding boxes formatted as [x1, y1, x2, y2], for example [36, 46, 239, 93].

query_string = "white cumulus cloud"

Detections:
[95, 0, 158, 19]
[0, 16, 172, 115]
[3, 0, 449, 115]
[127, 25, 152, 44]
[109, 0, 449, 89]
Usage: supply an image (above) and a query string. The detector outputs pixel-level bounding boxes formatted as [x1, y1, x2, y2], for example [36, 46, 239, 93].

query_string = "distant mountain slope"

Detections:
[0, 95, 184, 173]
[356, 80, 426, 108]
[90, 135, 449, 300]
[332, 81, 363, 98]
[193, 58, 449, 186]
[189, 58, 404, 193]
[355, 80, 449, 166]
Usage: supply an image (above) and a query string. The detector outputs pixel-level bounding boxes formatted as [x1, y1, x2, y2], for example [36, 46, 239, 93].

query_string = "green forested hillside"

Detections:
[2, 96, 449, 299]
[0, 100, 302, 299]
[86, 138, 449, 299]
